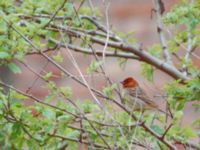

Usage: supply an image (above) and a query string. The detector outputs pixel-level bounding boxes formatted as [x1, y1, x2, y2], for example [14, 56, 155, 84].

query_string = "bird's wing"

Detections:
[135, 87, 158, 108]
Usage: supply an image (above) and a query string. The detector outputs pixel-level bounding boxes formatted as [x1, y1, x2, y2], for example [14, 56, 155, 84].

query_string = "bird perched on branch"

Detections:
[120, 77, 160, 112]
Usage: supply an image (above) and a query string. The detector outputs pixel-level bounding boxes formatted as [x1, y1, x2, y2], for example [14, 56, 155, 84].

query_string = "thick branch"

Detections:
[51, 25, 188, 80]
[48, 39, 140, 60]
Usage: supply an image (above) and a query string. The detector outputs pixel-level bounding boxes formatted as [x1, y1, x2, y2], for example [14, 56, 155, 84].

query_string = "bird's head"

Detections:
[120, 77, 139, 88]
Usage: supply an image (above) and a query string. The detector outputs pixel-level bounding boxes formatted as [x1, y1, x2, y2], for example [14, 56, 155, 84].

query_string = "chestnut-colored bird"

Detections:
[121, 77, 158, 111]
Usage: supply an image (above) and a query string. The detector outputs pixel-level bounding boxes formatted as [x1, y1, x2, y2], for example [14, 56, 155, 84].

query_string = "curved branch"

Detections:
[51, 25, 188, 80]
[49, 39, 140, 60]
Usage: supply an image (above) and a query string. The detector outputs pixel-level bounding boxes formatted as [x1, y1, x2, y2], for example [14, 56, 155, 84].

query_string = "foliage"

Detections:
[0, 0, 200, 149]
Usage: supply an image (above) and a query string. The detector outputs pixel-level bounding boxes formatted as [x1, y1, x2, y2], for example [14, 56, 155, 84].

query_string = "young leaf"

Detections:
[87, 60, 103, 74]
[103, 84, 117, 99]
[8, 62, 21, 74]
[43, 72, 53, 80]
[60, 86, 72, 98]
[0, 51, 9, 59]
[52, 53, 63, 63]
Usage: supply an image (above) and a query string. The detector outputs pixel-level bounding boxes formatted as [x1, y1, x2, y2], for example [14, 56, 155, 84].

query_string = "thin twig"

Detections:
[102, 1, 110, 66]
[43, 0, 68, 28]
[48, 133, 109, 149]
[161, 123, 173, 139]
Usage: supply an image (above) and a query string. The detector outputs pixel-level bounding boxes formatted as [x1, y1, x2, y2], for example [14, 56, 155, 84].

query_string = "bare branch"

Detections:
[183, 32, 193, 76]
[102, 1, 110, 66]
[154, 0, 173, 65]
[46, 39, 140, 60]
[51, 25, 187, 80]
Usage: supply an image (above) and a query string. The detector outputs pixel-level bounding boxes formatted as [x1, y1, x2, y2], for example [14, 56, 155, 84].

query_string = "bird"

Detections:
[120, 77, 159, 112]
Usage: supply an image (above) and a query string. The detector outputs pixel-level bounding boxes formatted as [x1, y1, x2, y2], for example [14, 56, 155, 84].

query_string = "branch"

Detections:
[185, 141, 200, 150]
[16, 13, 120, 42]
[0, 81, 80, 118]
[182, 32, 193, 76]
[161, 123, 173, 139]
[52, 25, 187, 80]
[1, 69, 177, 149]
[154, 0, 173, 65]
[43, 0, 68, 28]
[48, 133, 109, 149]
[3, 17, 177, 149]
[40, 51, 176, 149]
[48, 38, 140, 60]
[16, 14, 72, 20]
[18, 62, 111, 149]
[0, 80, 112, 149]
[15, 12, 188, 81]
[80, 16, 122, 42]
[5, 107, 109, 149]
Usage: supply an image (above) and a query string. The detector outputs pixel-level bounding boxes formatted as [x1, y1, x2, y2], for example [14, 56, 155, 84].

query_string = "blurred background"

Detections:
[1, 0, 199, 132]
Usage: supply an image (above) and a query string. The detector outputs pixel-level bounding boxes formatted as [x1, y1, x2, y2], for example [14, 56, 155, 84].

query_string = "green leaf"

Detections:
[182, 126, 197, 139]
[60, 86, 72, 98]
[42, 109, 56, 120]
[11, 123, 22, 138]
[43, 72, 53, 80]
[141, 63, 154, 81]
[8, 62, 21, 74]
[67, 142, 78, 150]
[173, 111, 183, 123]
[151, 125, 164, 135]
[118, 57, 127, 69]
[67, 130, 80, 138]
[103, 84, 117, 99]
[57, 115, 73, 124]
[52, 53, 63, 63]
[11, 91, 28, 100]
[87, 60, 103, 74]
[0, 21, 7, 34]
[176, 100, 185, 110]
[77, 100, 97, 113]
[0, 51, 9, 59]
